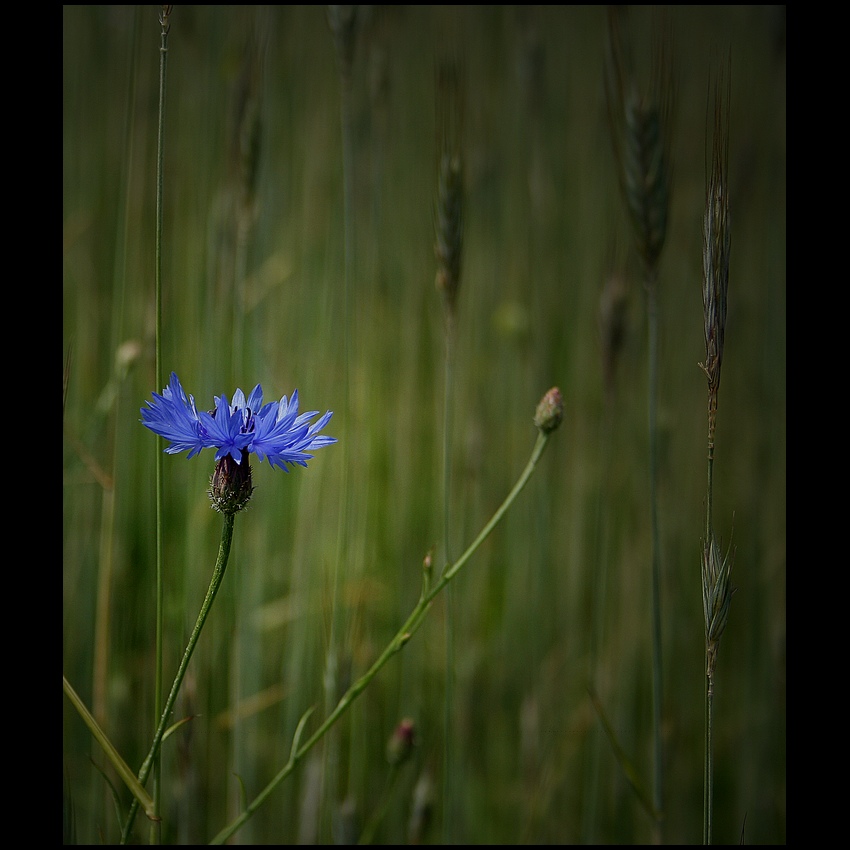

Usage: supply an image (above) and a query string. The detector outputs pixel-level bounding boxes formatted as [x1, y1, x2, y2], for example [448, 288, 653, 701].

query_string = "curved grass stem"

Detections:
[209, 430, 553, 845]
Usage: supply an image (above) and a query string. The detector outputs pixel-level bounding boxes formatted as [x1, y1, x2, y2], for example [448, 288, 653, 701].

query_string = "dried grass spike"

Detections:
[701, 532, 735, 685]
[700, 53, 732, 445]
[328, 5, 358, 82]
[434, 59, 465, 321]
[605, 8, 675, 277]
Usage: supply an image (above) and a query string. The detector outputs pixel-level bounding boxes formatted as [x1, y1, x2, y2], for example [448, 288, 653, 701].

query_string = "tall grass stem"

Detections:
[434, 57, 464, 838]
[152, 6, 173, 839]
[604, 13, 673, 837]
[327, 5, 358, 838]
[647, 275, 663, 841]
[441, 314, 457, 843]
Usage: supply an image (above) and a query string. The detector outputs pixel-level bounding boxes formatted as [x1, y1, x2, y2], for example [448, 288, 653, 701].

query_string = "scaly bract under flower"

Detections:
[141, 372, 337, 471]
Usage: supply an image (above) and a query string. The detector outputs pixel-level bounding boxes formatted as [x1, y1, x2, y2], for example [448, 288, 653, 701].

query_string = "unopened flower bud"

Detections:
[534, 387, 564, 435]
[209, 450, 254, 514]
[386, 718, 416, 766]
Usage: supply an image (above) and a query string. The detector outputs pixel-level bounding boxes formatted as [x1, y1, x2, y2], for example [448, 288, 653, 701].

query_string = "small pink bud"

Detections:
[534, 387, 564, 435]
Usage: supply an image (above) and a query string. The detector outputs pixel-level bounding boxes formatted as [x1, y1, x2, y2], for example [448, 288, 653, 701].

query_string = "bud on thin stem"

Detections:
[534, 387, 564, 435]
[386, 718, 416, 766]
[209, 451, 254, 515]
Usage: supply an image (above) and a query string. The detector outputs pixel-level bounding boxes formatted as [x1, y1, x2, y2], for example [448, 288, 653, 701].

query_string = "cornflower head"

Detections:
[141, 372, 337, 513]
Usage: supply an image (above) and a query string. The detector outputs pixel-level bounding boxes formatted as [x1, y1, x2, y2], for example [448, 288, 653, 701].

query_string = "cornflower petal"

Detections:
[249, 391, 337, 471]
[261, 412, 337, 470]
[306, 409, 334, 437]
[246, 384, 264, 414]
[141, 372, 208, 458]
[141, 373, 336, 471]
[277, 390, 300, 423]
[200, 400, 252, 463]
[231, 387, 247, 412]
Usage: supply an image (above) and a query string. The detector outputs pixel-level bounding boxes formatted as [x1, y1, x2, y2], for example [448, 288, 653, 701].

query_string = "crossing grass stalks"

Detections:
[63, 6, 785, 844]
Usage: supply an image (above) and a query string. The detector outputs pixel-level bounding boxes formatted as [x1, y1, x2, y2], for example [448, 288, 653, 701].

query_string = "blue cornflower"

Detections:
[141, 372, 337, 512]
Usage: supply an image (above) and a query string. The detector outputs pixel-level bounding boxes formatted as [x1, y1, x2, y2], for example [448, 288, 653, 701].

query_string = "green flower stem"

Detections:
[356, 762, 401, 845]
[120, 511, 235, 845]
[442, 314, 457, 844]
[63, 675, 157, 820]
[210, 430, 553, 845]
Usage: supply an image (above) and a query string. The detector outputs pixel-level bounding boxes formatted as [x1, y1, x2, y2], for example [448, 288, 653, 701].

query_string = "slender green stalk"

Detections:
[326, 10, 358, 837]
[434, 58, 464, 840]
[152, 6, 172, 840]
[647, 274, 663, 843]
[441, 318, 457, 842]
[703, 681, 709, 842]
[604, 12, 673, 838]
[356, 761, 402, 845]
[121, 512, 236, 845]
[588, 687, 661, 823]
[209, 424, 558, 845]
[584, 269, 629, 842]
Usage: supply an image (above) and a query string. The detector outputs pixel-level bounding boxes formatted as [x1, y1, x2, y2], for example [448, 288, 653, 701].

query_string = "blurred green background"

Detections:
[63, 5, 785, 844]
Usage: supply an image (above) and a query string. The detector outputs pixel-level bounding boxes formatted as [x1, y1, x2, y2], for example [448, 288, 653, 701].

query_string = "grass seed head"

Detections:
[434, 59, 465, 321]
[700, 55, 732, 417]
[605, 8, 675, 278]
[702, 532, 735, 680]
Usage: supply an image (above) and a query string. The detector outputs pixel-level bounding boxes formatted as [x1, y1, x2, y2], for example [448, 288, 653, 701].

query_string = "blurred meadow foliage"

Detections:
[63, 5, 785, 844]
